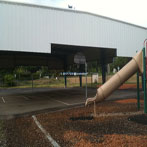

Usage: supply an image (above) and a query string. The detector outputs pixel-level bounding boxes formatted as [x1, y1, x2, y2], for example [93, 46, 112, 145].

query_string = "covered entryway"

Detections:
[0, 44, 116, 117]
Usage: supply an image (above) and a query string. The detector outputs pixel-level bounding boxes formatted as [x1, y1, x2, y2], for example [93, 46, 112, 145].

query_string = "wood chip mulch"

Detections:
[2, 98, 147, 147]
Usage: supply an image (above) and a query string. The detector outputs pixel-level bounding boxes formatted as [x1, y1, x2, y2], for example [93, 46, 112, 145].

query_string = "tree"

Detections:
[14, 66, 25, 79]
[110, 57, 131, 71]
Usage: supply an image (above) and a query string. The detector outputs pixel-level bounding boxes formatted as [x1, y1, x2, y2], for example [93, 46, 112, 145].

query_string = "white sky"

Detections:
[3, 0, 147, 27]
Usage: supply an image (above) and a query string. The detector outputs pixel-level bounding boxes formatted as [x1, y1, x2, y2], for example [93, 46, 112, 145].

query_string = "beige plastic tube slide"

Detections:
[85, 50, 143, 106]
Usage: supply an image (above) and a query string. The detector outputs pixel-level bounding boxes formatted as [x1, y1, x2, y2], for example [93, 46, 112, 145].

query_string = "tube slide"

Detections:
[85, 50, 143, 106]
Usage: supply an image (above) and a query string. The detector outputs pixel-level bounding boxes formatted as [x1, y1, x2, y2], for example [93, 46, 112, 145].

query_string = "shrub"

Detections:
[32, 72, 40, 80]
[4, 74, 15, 86]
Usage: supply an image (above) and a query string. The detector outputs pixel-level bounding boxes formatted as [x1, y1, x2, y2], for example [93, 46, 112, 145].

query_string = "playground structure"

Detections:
[86, 40, 147, 113]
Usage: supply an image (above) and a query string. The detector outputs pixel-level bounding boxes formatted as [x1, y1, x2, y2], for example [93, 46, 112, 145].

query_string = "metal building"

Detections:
[0, 0, 147, 71]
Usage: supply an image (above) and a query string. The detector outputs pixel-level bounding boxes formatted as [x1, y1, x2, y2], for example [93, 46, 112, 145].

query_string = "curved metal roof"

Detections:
[1, 0, 147, 30]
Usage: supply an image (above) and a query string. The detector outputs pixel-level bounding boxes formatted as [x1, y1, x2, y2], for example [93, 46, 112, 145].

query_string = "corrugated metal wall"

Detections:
[0, 1, 147, 57]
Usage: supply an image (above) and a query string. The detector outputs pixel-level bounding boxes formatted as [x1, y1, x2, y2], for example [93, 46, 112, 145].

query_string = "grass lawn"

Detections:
[0, 74, 140, 89]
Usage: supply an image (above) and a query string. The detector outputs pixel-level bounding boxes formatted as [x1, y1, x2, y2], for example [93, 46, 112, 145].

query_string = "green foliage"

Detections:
[40, 66, 49, 77]
[32, 72, 40, 80]
[26, 66, 40, 73]
[86, 57, 130, 74]
[14, 66, 41, 80]
[14, 66, 25, 75]
[0, 57, 131, 88]
[88, 61, 98, 72]
[110, 57, 130, 71]
[14, 66, 27, 79]
[4, 74, 15, 86]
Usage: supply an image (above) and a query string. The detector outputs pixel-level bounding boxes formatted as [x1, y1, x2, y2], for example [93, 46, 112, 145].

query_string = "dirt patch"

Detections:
[115, 98, 144, 104]
[119, 83, 141, 89]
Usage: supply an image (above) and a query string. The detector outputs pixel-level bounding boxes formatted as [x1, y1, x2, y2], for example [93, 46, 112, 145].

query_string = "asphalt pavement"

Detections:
[0, 87, 142, 119]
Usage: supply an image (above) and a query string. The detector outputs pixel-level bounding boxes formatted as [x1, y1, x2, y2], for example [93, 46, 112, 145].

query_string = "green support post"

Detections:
[64, 75, 67, 88]
[137, 70, 140, 110]
[143, 47, 147, 113]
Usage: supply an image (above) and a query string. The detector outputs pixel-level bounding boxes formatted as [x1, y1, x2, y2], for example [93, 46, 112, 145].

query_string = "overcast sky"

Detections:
[4, 0, 147, 27]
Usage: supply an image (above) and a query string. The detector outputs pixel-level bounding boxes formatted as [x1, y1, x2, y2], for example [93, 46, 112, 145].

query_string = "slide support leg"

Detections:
[143, 47, 147, 113]
[137, 71, 140, 110]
